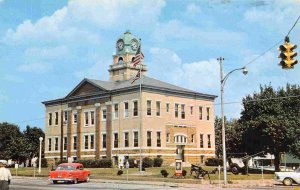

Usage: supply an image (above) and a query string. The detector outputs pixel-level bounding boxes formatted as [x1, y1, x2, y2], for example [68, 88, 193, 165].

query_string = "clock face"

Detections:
[117, 40, 124, 50]
[131, 39, 138, 51]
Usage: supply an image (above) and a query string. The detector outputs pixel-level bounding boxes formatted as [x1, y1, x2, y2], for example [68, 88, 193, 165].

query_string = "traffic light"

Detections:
[278, 36, 298, 69]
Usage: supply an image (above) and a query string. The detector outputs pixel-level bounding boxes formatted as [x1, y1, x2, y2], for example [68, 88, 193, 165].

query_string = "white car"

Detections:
[275, 168, 300, 186]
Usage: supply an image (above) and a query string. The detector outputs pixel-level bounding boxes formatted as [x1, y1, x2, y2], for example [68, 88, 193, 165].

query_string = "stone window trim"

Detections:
[101, 133, 107, 149]
[166, 103, 170, 113]
[147, 131, 152, 147]
[199, 106, 203, 120]
[72, 135, 78, 150]
[113, 103, 119, 120]
[63, 110, 68, 125]
[48, 112, 53, 126]
[146, 99, 152, 116]
[72, 111, 78, 124]
[54, 112, 59, 126]
[48, 138, 52, 151]
[102, 108, 107, 121]
[156, 101, 161, 117]
[206, 107, 210, 121]
[133, 130, 139, 148]
[207, 134, 212, 148]
[54, 137, 59, 151]
[124, 131, 129, 147]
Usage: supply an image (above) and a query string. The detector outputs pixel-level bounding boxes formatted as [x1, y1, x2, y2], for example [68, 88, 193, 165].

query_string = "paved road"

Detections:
[9, 177, 299, 190]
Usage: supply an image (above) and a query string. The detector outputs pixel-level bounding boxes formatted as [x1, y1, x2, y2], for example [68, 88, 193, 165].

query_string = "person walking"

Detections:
[0, 162, 12, 190]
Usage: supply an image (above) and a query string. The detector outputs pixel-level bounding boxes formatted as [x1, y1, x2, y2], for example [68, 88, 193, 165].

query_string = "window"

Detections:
[206, 107, 210, 120]
[73, 113, 78, 124]
[102, 109, 107, 120]
[199, 106, 203, 120]
[133, 101, 138, 116]
[190, 106, 193, 115]
[102, 134, 106, 148]
[191, 134, 195, 143]
[91, 111, 95, 125]
[90, 135, 94, 149]
[175, 104, 179, 118]
[174, 135, 187, 143]
[166, 103, 170, 112]
[63, 137, 67, 151]
[157, 132, 161, 147]
[166, 133, 170, 143]
[73, 136, 77, 150]
[134, 131, 138, 147]
[114, 133, 118, 148]
[124, 102, 129, 118]
[63, 111, 68, 124]
[84, 135, 89, 149]
[55, 137, 58, 151]
[200, 134, 204, 148]
[124, 132, 129, 147]
[156, 101, 161, 116]
[207, 134, 211, 148]
[147, 100, 151, 116]
[48, 138, 52, 151]
[147, 131, 152, 147]
[181, 104, 185, 119]
[55, 112, 58, 125]
[48, 113, 52, 126]
[114, 104, 119, 119]
[85, 112, 89, 126]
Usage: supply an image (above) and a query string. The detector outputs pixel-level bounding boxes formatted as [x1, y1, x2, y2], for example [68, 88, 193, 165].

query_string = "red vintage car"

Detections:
[49, 163, 90, 184]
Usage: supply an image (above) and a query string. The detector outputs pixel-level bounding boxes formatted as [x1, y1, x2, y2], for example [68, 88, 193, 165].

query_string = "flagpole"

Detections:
[139, 59, 143, 173]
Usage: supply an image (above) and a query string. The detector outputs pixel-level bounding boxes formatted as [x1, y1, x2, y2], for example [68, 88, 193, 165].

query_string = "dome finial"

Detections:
[125, 30, 131, 34]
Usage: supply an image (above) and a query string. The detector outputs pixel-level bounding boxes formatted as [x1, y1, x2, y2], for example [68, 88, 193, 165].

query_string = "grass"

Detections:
[9, 166, 274, 184]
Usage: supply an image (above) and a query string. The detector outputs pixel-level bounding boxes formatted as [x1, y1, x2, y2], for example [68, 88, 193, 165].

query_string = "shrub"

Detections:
[76, 159, 112, 168]
[37, 158, 48, 168]
[153, 158, 163, 167]
[117, 170, 123, 175]
[160, 169, 169, 177]
[142, 157, 153, 168]
[205, 158, 223, 166]
[182, 169, 187, 176]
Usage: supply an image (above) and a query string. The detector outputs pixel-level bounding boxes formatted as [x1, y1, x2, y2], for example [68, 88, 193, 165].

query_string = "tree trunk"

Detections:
[274, 151, 281, 172]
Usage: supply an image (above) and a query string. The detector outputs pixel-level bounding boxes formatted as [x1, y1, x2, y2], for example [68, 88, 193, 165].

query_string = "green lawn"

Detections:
[10, 166, 274, 183]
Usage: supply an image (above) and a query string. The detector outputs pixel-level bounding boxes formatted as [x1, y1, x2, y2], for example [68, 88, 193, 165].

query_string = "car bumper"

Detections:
[49, 178, 74, 182]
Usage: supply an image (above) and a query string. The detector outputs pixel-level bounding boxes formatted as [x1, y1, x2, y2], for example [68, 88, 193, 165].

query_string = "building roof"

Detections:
[42, 75, 217, 106]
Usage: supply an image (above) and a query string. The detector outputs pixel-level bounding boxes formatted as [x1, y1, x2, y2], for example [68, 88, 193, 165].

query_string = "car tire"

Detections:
[283, 178, 293, 186]
[231, 164, 240, 175]
[73, 178, 78, 184]
[53, 180, 57, 184]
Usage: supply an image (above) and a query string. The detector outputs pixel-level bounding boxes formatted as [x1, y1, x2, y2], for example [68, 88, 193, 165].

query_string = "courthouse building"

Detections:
[43, 31, 217, 166]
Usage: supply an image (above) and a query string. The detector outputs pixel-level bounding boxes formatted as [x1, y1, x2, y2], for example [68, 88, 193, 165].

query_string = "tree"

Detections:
[0, 122, 24, 161]
[239, 84, 300, 171]
[23, 126, 45, 161]
[215, 117, 244, 158]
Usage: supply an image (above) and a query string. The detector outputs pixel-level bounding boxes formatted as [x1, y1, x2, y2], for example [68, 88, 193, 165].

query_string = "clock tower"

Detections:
[109, 30, 147, 82]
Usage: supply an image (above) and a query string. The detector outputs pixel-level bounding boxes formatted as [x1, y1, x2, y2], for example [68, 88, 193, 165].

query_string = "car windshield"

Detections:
[56, 165, 75, 171]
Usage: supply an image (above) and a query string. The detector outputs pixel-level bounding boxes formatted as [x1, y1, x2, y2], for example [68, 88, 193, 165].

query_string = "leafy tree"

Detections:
[239, 84, 300, 171]
[215, 117, 243, 158]
[0, 123, 23, 160]
[23, 125, 45, 161]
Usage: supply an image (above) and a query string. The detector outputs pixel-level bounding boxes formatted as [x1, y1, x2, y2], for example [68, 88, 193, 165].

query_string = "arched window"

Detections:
[131, 57, 135, 62]
[118, 57, 124, 64]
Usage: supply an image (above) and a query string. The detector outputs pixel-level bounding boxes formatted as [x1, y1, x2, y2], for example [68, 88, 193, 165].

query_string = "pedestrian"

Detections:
[0, 162, 12, 190]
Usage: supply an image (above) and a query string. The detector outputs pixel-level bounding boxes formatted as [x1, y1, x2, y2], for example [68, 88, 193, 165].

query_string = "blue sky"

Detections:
[1, 0, 300, 131]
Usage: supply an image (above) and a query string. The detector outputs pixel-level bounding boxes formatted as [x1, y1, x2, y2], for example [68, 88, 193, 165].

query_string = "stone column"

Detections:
[76, 106, 82, 160]
[95, 103, 101, 159]
[67, 109, 72, 158]
[105, 102, 112, 159]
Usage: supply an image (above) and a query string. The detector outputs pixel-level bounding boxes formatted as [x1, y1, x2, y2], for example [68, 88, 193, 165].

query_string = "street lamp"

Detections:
[38, 137, 43, 174]
[217, 57, 247, 185]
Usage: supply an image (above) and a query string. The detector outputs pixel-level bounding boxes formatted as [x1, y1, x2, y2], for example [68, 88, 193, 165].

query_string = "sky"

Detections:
[0, 0, 300, 131]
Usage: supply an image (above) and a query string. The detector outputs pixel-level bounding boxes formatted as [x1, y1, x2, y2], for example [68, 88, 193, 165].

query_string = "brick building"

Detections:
[42, 31, 217, 166]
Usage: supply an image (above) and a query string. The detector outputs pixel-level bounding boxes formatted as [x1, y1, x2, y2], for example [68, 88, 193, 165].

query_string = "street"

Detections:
[8, 177, 298, 190]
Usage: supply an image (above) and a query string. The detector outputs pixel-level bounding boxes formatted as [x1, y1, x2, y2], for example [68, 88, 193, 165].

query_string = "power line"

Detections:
[286, 15, 300, 37]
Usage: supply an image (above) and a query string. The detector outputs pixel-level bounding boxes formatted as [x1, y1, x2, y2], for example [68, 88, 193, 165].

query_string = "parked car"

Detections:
[275, 168, 300, 186]
[49, 163, 90, 184]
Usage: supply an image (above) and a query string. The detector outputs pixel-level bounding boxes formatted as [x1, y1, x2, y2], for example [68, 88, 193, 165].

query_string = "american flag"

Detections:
[131, 70, 141, 84]
[132, 45, 144, 67]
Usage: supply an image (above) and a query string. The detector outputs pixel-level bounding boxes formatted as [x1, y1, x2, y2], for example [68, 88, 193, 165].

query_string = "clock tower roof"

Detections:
[116, 30, 141, 55]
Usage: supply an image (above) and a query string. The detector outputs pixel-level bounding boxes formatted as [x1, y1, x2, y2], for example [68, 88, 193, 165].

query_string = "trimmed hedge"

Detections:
[205, 158, 223, 166]
[142, 157, 153, 168]
[153, 158, 163, 167]
[76, 159, 112, 168]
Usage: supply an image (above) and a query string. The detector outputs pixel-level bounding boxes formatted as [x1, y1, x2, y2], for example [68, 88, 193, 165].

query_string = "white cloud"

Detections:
[152, 20, 246, 47]
[17, 62, 53, 74]
[25, 46, 69, 58]
[4, 74, 24, 83]
[74, 59, 109, 80]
